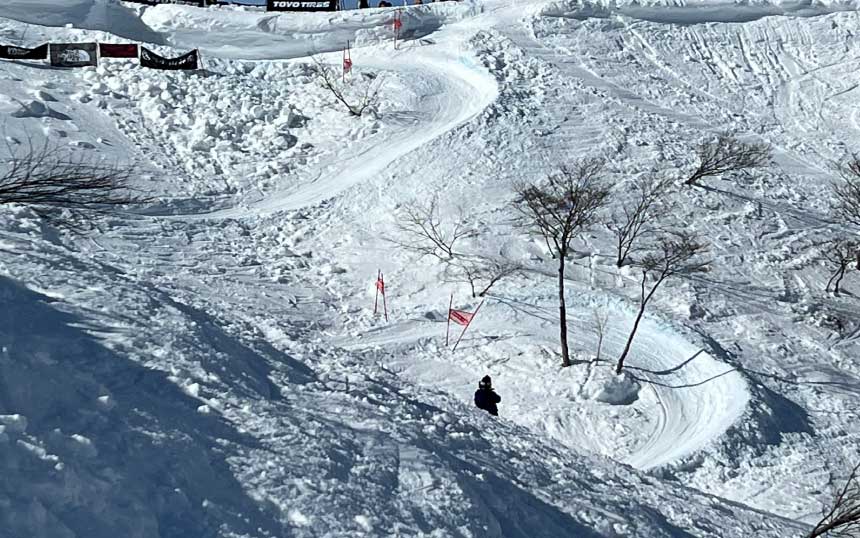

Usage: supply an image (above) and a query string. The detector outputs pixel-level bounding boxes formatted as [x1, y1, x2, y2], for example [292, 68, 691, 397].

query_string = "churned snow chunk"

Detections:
[354, 514, 373, 532]
[0, 414, 28, 433]
[287, 509, 310, 526]
[185, 382, 201, 397]
[594, 374, 641, 406]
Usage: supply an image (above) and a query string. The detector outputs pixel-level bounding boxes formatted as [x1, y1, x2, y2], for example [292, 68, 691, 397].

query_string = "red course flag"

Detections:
[373, 270, 388, 321]
[446, 295, 485, 350]
[393, 11, 403, 49]
[342, 41, 352, 82]
[448, 309, 473, 326]
[99, 43, 139, 59]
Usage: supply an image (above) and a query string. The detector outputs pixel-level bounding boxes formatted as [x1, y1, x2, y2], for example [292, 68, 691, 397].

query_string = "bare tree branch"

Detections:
[450, 255, 522, 298]
[592, 303, 609, 361]
[615, 231, 710, 374]
[684, 132, 772, 187]
[390, 195, 478, 261]
[823, 238, 858, 297]
[608, 174, 674, 267]
[0, 138, 149, 228]
[808, 461, 860, 538]
[311, 55, 384, 117]
[391, 195, 520, 298]
[833, 155, 860, 227]
[514, 158, 612, 367]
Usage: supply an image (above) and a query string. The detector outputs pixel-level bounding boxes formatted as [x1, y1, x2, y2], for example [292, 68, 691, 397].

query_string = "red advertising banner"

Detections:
[99, 43, 139, 59]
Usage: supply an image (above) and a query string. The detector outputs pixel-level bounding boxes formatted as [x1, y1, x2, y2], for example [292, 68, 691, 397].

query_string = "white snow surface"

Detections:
[0, 0, 858, 536]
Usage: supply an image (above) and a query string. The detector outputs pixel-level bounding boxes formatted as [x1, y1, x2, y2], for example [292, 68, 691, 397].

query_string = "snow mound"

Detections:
[594, 372, 642, 405]
[0, 0, 165, 43]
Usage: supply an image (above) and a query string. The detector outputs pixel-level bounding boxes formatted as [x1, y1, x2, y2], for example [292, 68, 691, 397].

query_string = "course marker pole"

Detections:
[452, 298, 485, 352]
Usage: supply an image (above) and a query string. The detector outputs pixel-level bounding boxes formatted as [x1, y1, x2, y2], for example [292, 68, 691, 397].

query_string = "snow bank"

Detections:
[142, 2, 480, 59]
[0, 0, 165, 43]
[541, 0, 860, 23]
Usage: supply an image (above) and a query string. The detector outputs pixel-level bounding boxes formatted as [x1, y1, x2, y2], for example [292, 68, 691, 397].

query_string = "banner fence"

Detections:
[0, 41, 199, 71]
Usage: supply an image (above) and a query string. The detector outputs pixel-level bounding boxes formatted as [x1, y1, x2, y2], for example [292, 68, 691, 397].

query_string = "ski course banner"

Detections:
[100, 43, 139, 59]
[267, 0, 338, 11]
[0, 44, 49, 60]
[140, 47, 198, 70]
[50, 43, 98, 68]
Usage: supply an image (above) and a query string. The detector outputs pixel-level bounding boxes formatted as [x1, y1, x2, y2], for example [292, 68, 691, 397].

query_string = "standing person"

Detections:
[359, 0, 369, 8]
[474, 375, 501, 416]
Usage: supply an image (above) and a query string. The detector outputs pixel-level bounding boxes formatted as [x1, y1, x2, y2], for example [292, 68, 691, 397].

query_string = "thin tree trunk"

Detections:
[827, 266, 841, 293]
[596, 333, 604, 361]
[559, 256, 570, 367]
[616, 273, 662, 374]
[834, 265, 846, 296]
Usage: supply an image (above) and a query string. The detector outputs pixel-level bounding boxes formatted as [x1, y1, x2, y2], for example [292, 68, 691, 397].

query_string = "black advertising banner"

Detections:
[267, 0, 338, 11]
[99, 43, 140, 59]
[0, 44, 48, 60]
[50, 43, 98, 68]
[140, 47, 198, 70]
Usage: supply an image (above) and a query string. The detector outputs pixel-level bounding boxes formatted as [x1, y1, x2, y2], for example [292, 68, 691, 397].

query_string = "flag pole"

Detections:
[452, 298, 485, 352]
[381, 272, 389, 322]
[373, 269, 380, 315]
[445, 293, 453, 346]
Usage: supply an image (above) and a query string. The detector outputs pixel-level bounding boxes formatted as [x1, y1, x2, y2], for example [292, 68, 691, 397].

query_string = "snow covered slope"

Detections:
[0, 0, 858, 536]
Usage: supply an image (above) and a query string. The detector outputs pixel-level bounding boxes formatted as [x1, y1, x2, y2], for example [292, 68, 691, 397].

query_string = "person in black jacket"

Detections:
[474, 375, 501, 416]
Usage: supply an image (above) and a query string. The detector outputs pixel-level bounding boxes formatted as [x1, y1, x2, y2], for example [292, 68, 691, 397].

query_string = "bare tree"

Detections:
[608, 174, 674, 267]
[0, 140, 147, 226]
[615, 231, 710, 374]
[393, 195, 477, 261]
[833, 155, 860, 227]
[808, 461, 860, 538]
[453, 256, 521, 298]
[591, 303, 609, 361]
[684, 132, 772, 187]
[824, 239, 858, 296]
[392, 195, 519, 298]
[514, 158, 611, 367]
[312, 55, 384, 117]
